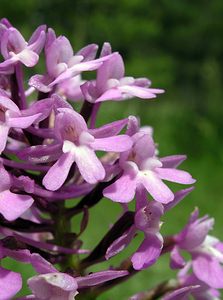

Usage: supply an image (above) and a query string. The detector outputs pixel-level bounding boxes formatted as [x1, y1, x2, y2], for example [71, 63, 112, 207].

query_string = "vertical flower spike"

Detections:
[0, 19, 217, 300]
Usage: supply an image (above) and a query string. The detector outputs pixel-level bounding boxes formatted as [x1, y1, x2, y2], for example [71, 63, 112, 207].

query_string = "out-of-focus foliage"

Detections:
[1, 0, 223, 157]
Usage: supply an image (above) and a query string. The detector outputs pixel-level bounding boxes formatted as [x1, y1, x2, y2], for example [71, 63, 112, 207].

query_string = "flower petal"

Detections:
[76, 43, 98, 61]
[0, 190, 34, 221]
[17, 49, 39, 67]
[164, 187, 194, 212]
[72, 145, 105, 184]
[170, 246, 186, 269]
[156, 168, 196, 185]
[192, 254, 223, 288]
[162, 286, 199, 300]
[89, 118, 128, 138]
[90, 135, 132, 152]
[0, 266, 22, 300]
[160, 155, 187, 168]
[28, 273, 78, 300]
[105, 226, 135, 260]
[131, 233, 163, 270]
[6, 112, 42, 128]
[76, 270, 128, 288]
[0, 124, 9, 154]
[43, 152, 75, 191]
[103, 171, 137, 202]
[96, 53, 125, 93]
[94, 88, 123, 102]
[119, 85, 164, 99]
[29, 74, 52, 93]
[139, 172, 174, 203]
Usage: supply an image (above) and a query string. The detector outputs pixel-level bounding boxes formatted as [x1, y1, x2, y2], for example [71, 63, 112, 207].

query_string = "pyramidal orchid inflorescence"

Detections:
[0, 18, 221, 300]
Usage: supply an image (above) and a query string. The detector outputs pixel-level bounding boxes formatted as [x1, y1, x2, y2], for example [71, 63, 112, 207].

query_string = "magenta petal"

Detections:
[43, 152, 75, 191]
[0, 163, 11, 192]
[106, 226, 136, 259]
[126, 115, 140, 136]
[89, 118, 128, 138]
[7, 112, 42, 128]
[192, 254, 223, 288]
[134, 134, 155, 160]
[179, 218, 214, 250]
[0, 56, 18, 69]
[140, 172, 174, 203]
[103, 172, 137, 202]
[162, 286, 199, 300]
[0, 124, 9, 153]
[0, 190, 34, 221]
[29, 74, 52, 93]
[91, 135, 132, 152]
[76, 270, 128, 288]
[17, 143, 61, 163]
[28, 273, 78, 299]
[55, 108, 88, 140]
[72, 145, 105, 184]
[170, 246, 186, 269]
[119, 85, 163, 99]
[160, 155, 187, 168]
[0, 94, 20, 111]
[131, 233, 163, 270]
[100, 42, 112, 57]
[0, 266, 22, 300]
[156, 168, 196, 185]
[95, 89, 123, 102]
[30, 254, 58, 274]
[96, 53, 125, 93]
[17, 49, 39, 67]
[28, 25, 46, 53]
[164, 187, 194, 212]
[76, 43, 98, 61]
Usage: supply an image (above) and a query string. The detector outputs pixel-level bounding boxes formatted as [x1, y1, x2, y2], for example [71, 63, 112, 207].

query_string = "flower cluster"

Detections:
[0, 18, 221, 300]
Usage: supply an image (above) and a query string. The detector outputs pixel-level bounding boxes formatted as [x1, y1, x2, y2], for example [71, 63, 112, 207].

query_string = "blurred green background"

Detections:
[1, 0, 223, 299]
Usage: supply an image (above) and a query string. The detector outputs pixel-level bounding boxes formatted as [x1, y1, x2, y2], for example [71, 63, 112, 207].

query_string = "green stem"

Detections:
[53, 202, 80, 272]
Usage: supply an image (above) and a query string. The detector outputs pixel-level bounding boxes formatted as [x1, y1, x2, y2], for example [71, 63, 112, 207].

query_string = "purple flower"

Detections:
[81, 45, 164, 103]
[29, 30, 113, 93]
[0, 90, 52, 153]
[170, 209, 223, 289]
[0, 20, 46, 70]
[104, 131, 195, 204]
[164, 263, 221, 300]
[131, 199, 164, 270]
[43, 108, 132, 190]
[106, 190, 164, 270]
[179, 269, 221, 300]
